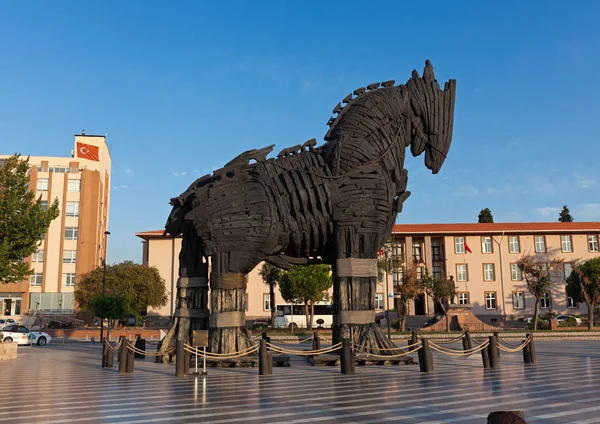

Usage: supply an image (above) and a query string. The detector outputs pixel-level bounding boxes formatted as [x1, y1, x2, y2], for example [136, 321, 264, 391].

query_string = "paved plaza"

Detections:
[2, 340, 600, 423]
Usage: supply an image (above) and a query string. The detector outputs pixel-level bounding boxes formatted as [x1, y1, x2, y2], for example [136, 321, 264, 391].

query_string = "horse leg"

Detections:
[209, 252, 258, 354]
[333, 226, 397, 354]
[159, 223, 209, 359]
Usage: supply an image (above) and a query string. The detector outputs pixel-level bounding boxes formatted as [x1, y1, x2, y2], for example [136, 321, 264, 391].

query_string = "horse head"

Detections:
[405, 60, 456, 174]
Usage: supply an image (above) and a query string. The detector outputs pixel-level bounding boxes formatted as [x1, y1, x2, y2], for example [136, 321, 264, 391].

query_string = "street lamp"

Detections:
[385, 249, 391, 341]
[100, 230, 110, 367]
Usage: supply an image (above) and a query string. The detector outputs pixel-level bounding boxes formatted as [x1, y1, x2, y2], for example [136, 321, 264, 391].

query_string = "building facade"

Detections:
[0, 132, 111, 316]
[137, 222, 600, 324]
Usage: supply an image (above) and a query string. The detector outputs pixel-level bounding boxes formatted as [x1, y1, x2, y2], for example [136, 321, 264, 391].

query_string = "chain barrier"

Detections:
[125, 343, 175, 357]
[297, 335, 314, 343]
[104, 339, 122, 352]
[265, 341, 342, 356]
[431, 334, 466, 345]
[497, 336, 531, 353]
[351, 342, 423, 359]
[183, 343, 260, 359]
[429, 339, 490, 356]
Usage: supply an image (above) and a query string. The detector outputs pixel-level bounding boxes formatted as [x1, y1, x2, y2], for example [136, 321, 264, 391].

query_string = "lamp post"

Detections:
[100, 230, 110, 366]
[385, 249, 391, 341]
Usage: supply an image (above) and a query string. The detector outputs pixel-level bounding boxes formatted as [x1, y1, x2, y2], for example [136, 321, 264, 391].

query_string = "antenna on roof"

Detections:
[82, 129, 85, 135]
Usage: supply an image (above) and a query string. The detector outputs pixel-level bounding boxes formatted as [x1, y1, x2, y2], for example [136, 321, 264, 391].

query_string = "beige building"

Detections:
[0, 132, 111, 316]
[137, 222, 600, 324]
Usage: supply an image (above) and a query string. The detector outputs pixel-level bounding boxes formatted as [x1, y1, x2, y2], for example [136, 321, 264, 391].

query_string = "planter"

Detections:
[0, 342, 18, 360]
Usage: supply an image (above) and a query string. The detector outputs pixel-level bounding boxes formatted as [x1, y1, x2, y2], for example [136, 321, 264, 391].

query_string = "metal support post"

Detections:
[418, 338, 433, 373]
[118, 336, 127, 374]
[481, 344, 490, 368]
[341, 338, 354, 375]
[259, 339, 271, 375]
[126, 350, 134, 373]
[527, 333, 536, 363]
[522, 339, 531, 364]
[493, 331, 500, 359]
[312, 331, 320, 351]
[176, 340, 186, 377]
[105, 345, 114, 368]
[488, 335, 499, 369]
[409, 330, 418, 352]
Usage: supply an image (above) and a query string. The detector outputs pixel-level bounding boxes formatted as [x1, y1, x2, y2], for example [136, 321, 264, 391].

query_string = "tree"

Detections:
[395, 262, 423, 332]
[422, 270, 456, 332]
[558, 205, 573, 222]
[0, 154, 59, 284]
[259, 263, 285, 327]
[567, 258, 600, 330]
[478, 208, 494, 223]
[516, 253, 563, 330]
[92, 294, 128, 328]
[279, 264, 332, 330]
[75, 261, 168, 320]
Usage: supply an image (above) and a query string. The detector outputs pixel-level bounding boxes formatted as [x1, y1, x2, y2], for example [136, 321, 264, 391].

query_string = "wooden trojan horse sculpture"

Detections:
[160, 60, 456, 355]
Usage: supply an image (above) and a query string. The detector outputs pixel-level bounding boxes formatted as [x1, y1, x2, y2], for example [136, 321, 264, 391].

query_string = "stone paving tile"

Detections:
[1, 340, 600, 423]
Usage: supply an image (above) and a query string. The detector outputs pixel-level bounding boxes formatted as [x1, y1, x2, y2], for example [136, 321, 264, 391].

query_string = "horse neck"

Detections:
[321, 87, 411, 177]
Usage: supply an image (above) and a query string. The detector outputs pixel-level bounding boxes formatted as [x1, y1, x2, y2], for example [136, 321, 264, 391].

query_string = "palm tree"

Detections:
[259, 263, 285, 327]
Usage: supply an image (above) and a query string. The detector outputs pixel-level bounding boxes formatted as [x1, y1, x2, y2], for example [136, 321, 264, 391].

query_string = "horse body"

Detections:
[161, 61, 456, 354]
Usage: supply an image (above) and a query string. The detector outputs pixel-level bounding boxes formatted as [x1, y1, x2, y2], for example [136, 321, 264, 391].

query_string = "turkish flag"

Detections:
[464, 241, 472, 254]
[76, 142, 100, 161]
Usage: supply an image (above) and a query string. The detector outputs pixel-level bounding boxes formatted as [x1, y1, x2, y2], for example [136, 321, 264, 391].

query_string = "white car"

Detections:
[0, 324, 52, 346]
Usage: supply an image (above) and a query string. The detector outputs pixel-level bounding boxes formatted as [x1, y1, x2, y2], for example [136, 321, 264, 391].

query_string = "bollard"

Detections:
[462, 335, 469, 352]
[118, 336, 127, 374]
[267, 352, 273, 374]
[527, 333, 536, 363]
[488, 335, 499, 369]
[409, 330, 418, 352]
[481, 345, 490, 368]
[126, 350, 134, 373]
[418, 338, 433, 373]
[522, 339, 531, 364]
[105, 347, 114, 368]
[464, 330, 472, 350]
[312, 332, 321, 351]
[340, 338, 354, 375]
[176, 340, 186, 377]
[259, 339, 271, 375]
[493, 331, 501, 359]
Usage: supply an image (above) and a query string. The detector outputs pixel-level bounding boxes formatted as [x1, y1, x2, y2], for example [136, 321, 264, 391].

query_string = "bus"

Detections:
[274, 302, 334, 330]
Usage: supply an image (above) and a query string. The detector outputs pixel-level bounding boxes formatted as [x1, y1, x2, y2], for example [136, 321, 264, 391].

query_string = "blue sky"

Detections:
[2, 1, 600, 263]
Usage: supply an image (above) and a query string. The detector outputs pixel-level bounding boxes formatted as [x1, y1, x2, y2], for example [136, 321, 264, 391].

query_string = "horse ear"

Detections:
[423, 60, 435, 81]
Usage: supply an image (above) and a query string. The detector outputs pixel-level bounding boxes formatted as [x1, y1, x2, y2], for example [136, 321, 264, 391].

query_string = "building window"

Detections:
[263, 294, 271, 311]
[30, 273, 43, 287]
[68, 179, 81, 192]
[567, 295, 578, 309]
[455, 237, 465, 254]
[564, 262, 573, 280]
[456, 264, 468, 281]
[63, 250, 77, 264]
[588, 235, 599, 252]
[62, 273, 76, 287]
[457, 292, 469, 305]
[416, 266, 424, 280]
[485, 292, 497, 310]
[481, 236, 493, 253]
[541, 292, 551, 309]
[37, 178, 49, 191]
[64, 227, 78, 240]
[512, 292, 525, 310]
[432, 244, 441, 262]
[375, 293, 384, 310]
[511, 264, 522, 281]
[412, 243, 422, 262]
[32, 249, 44, 263]
[483, 264, 495, 281]
[509, 236, 520, 253]
[40, 201, 48, 211]
[535, 236, 546, 253]
[561, 235, 573, 253]
[432, 266, 442, 279]
[66, 201, 80, 217]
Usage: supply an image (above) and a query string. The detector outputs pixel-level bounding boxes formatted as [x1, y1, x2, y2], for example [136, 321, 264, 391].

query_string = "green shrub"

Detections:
[529, 318, 549, 330]
[558, 317, 578, 327]
[0, 332, 3, 342]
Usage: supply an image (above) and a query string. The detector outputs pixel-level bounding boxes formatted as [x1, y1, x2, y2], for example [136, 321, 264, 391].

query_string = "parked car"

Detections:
[0, 318, 17, 328]
[556, 314, 582, 326]
[0, 324, 52, 346]
[422, 313, 444, 328]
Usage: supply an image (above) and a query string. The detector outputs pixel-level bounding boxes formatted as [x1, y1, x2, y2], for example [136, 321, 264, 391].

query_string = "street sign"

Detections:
[192, 330, 209, 347]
